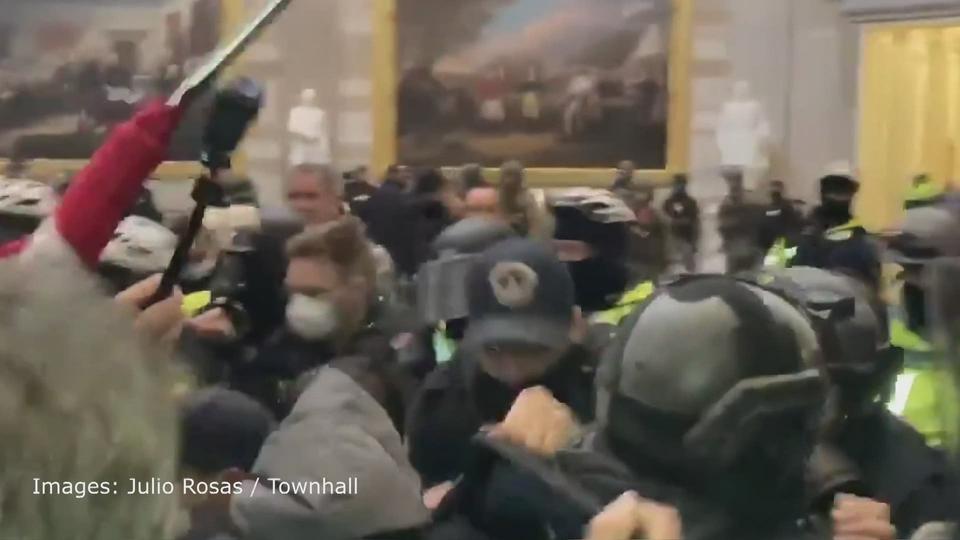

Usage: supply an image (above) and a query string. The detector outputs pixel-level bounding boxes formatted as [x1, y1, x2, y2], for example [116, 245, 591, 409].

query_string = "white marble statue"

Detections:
[288, 88, 331, 166]
[716, 81, 771, 189]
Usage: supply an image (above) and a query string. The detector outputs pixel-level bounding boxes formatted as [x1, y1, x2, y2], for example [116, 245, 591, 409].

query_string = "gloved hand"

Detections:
[488, 386, 579, 457]
[585, 491, 682, 540]
[116, 273, 184, 344]
[832, 494, 896, 540]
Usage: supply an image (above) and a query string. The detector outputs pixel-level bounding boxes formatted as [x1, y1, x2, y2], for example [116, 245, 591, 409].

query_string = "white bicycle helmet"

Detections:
[549, 188, 636, 224]
[0, 177, 57, 218]
[100, 216, 177, 273]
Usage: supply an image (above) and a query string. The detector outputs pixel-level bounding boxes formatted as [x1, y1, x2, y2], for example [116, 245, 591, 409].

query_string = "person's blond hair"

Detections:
[286, 216, 377, 293]
[0, 258, 180, 540]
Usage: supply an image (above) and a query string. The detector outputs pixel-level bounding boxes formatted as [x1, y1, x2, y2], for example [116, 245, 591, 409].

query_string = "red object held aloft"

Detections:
[0, 99, 184, 266]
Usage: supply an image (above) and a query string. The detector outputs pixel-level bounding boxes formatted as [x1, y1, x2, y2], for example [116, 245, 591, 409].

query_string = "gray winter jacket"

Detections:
[230, 367, 430, 540]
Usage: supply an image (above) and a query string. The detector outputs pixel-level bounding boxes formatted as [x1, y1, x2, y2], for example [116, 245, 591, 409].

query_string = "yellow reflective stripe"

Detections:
[825, 219, 862, 241]
[433, 328, 456, 364]
[887, 372, 918, 416]
[181, 290, 212, 318]
[906, 181, 943, 202]
[764, 238, 786, 268]
[830, 218, 862, 232]
[595, 282, 655, 326]
[764, 238, 799, 268]
[890, 318, 933, 352]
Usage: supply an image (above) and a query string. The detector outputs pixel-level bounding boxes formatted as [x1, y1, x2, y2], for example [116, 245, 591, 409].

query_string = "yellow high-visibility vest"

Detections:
[764, 237, 799, 269]
[593, 281, 656, 327]
[887, 314, 959, 450]
[181, 290, 212, 318]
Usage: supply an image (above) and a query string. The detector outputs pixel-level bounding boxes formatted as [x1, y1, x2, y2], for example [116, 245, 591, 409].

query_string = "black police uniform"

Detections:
[838, 409, 960, 536]
[406, 345, 595, 487]
[362, 180, 422, 278]
[662, 189, 701, 271]
[406, 238, 596, 487]
[791, 213, 880, 288]
[433, 276, 833, 540]
[718, 192, 766, 273]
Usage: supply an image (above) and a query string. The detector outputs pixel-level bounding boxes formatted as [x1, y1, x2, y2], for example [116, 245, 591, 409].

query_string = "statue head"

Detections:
[300, 88, 317, 106]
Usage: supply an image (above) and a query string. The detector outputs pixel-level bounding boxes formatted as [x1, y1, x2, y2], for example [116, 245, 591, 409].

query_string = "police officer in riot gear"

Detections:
[761, 266, 960, 536]
[583, 275, 833, 539]
[550, 188, 636, 314]
[402, 217, 516, 377]
[437, 274, 852, 540]
[406, 238, 596, 489]
[885, 204, 960, 449]
[790, 168, 881, 288]
[549, 188, 652, 355]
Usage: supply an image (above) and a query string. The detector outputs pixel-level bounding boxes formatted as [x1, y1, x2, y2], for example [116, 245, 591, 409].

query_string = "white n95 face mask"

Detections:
[286, 293, 339, 340]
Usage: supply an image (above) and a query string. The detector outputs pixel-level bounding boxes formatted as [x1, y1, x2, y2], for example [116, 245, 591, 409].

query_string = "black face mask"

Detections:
[568, 257, 629, 313]
[468, 350, 579, 423]
[819, 199, 853, 227]
[771, 191, 784, 204]
[903, 282, 927, 333]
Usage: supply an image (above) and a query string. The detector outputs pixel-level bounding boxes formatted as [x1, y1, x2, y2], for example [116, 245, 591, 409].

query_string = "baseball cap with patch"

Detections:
[465, 238, 575, 350]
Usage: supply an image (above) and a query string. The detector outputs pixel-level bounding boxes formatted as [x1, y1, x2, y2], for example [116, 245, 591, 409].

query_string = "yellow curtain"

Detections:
[858, 25, 960, 231]
[372, 0, 398, 178]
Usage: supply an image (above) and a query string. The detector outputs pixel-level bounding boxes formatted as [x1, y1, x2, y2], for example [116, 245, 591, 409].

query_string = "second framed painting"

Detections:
[373, 0, 692, 186]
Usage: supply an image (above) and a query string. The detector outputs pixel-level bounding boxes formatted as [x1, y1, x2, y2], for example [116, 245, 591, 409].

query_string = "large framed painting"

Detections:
[0, 0, 245, 180]
[374, 0, 691, 186]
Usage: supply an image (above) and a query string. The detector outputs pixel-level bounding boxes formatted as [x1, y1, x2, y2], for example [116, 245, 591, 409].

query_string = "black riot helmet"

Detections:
[758, 266, 898, 416]
[886, 205, 960, 333]
[416, 217, 516, 331]
[595, 274, 827, 512]
[550, 188, 635, 313]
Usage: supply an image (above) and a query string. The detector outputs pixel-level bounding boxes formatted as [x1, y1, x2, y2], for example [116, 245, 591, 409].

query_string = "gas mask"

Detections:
[286, 293, 340, 341]
[820, 198, 852, 225]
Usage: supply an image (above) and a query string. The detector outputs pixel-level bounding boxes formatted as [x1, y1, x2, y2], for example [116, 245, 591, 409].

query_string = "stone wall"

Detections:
[687, 0, 858, 202]
[237, 0, 374, 207]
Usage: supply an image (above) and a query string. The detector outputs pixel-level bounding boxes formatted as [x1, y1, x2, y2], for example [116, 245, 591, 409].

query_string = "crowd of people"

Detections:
[0, 95, 959, 540]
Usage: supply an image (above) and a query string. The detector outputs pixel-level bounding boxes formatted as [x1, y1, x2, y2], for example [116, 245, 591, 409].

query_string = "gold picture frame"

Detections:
[372, 0, 692, 188]
[0, 0, 249, 183]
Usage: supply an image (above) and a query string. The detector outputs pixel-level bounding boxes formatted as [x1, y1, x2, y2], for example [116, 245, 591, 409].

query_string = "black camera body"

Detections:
[201, 77, 264, 171]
